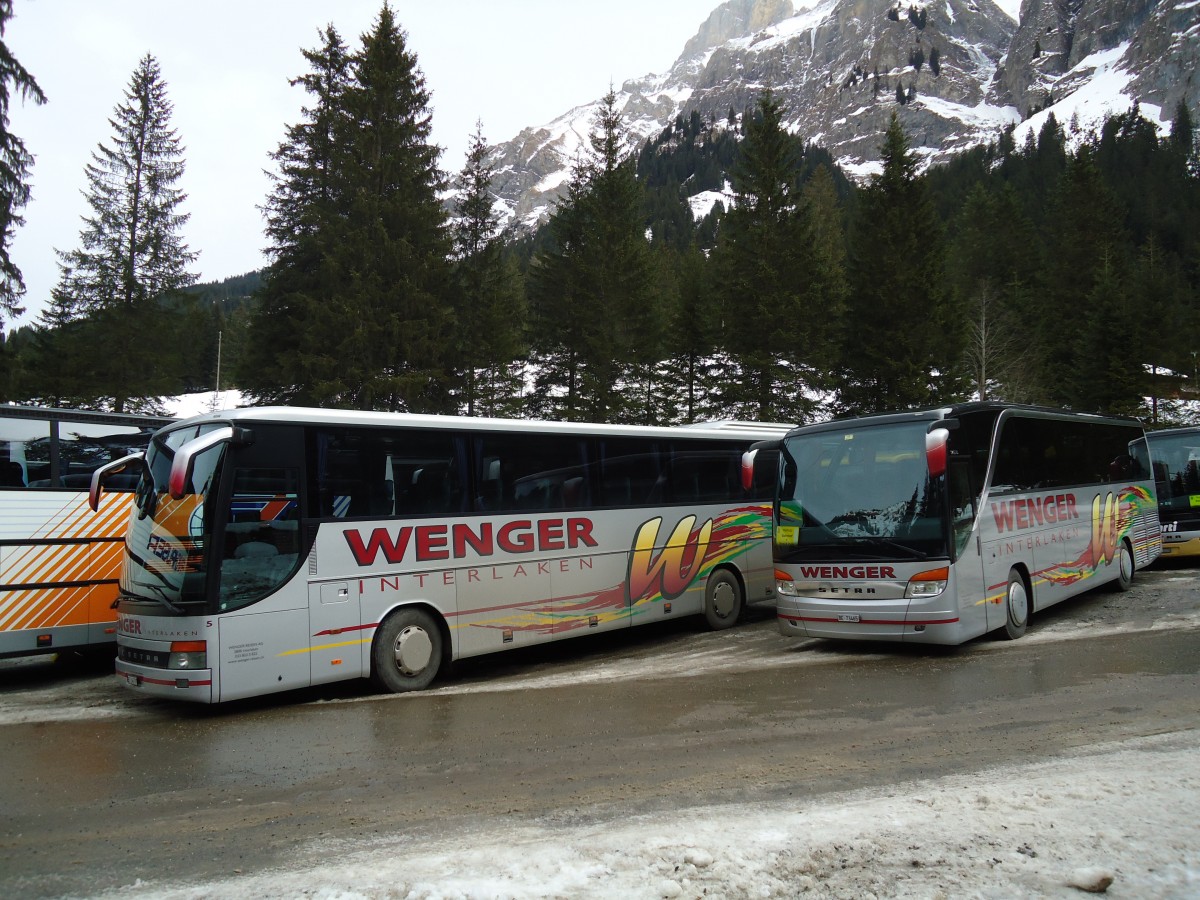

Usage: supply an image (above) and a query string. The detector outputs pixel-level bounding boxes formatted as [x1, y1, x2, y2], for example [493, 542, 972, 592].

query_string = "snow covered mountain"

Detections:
[477, 0, 1199, 232]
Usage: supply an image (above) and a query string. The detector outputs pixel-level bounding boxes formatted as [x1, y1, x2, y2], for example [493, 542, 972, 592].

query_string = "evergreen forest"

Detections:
[1, 4, 1198, 427]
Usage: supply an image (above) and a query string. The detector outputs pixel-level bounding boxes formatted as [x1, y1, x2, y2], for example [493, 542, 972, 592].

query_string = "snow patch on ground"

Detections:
[100, 729, 1200, 899]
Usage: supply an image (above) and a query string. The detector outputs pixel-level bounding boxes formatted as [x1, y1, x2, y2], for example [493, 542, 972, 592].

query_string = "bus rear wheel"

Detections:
[371, 607, 443, 693]
[703, 569, 743, 630]
[1111, 538, 1134, 591]
[1002, 569, 1029, 640]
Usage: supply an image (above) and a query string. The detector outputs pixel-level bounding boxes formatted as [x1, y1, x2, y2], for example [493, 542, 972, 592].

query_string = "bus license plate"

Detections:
[125, 673, 143, 687]
[838, 614, 860, 623]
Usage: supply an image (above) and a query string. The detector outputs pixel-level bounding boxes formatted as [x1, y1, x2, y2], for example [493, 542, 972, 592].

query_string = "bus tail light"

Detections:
[168, 640, 207, 670]
[905, 567, 949, 599]
[775, 568, 798, 597]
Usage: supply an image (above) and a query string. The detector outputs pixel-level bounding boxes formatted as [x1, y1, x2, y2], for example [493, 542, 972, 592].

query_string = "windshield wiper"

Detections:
[123, 547, 187, 613]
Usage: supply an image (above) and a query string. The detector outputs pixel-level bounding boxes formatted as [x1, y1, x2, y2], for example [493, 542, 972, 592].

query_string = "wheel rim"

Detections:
[711, 579, 736, 620]
[1007, 579, 1028, 626]
[1119, 543, 1134, 582]
[393, 625, 433, 676]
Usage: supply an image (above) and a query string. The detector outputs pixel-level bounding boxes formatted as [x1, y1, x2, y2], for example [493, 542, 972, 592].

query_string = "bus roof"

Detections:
[1146, 424, 1200, 439]
[780, 402, 1146, 439]
[166, 406, 795, 442]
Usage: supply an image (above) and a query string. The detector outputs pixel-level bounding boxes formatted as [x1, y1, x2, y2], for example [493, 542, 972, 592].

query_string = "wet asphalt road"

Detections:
[1, 561, 1198, 898]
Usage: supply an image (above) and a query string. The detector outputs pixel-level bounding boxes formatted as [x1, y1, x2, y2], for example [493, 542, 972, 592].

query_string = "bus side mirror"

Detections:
[169, 426, 235, 500]
[88, 453, 144, 512]
[742, 440, 781, 493]
[926, 428, 950, 478]
[741, 449, 758, 492]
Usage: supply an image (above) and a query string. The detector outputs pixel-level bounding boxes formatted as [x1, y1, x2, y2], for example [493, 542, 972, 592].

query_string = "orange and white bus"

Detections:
[97, 408, 787, 702]
[1, 405, 172, 659]
[769, 403, 1162, 645]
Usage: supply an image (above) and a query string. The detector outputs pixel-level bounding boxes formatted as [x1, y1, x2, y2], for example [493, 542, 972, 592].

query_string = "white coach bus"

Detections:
[93, 408, 786, 702]
[769, 403, 1161, 645]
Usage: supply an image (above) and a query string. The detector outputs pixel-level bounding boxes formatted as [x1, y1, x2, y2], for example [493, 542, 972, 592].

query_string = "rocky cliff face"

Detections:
[476, 0, 1198, 233]
[990, 0, 1192, 118]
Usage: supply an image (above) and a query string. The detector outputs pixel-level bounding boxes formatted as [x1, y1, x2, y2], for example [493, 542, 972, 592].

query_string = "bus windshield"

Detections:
[1149, 430, 1200, 512]
[777, 420, 948, 561]
[123, 425, 224, 610]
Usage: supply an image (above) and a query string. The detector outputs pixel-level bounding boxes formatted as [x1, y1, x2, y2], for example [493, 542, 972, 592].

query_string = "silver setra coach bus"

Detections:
[762, 403, 1162, 645]
[90, 407, 788, 702]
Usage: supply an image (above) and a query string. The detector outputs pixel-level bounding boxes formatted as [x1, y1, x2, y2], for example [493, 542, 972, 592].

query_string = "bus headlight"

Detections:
[905, 567, 949, 599]
[168, 640, 207, 670]
[775, 568, 798, 597]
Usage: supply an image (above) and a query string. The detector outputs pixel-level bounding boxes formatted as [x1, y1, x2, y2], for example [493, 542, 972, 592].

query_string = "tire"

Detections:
[371, 607, 443, 693]
[1111, 539, 1134, 592]
[1002, 569, 1029, 640]
[703, 568, 743, 630]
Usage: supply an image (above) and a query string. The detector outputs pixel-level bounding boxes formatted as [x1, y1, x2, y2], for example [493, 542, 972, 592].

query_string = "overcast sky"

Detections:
[4, 0, 720, 329]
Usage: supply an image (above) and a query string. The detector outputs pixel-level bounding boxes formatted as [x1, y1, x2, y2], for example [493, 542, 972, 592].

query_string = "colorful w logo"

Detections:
[1090, 492, 1119, 568]
[626, 515, 713, 604]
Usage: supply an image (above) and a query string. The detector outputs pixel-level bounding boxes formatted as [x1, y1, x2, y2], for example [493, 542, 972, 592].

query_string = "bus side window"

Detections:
[667, 446, 739, 503]
[473, 434, 589, 514]
[0, 460, 24, 487]
[597, 439, 661, 507]
[406, 464, 454, 514]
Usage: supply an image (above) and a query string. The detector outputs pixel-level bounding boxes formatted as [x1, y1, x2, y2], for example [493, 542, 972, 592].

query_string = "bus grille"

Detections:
[118, 645, 170, 668]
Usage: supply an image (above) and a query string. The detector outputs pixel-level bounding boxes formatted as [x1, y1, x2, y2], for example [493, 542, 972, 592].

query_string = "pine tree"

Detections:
[0, 0, 46, 324]
[946, 182, 1039, 398]
[838, 112, 954, 415]
[452, 121, 526, 417]
[332, 5, 454, 412]
[1071, 250, 1142, 416]
[800, 164, 849, 392]
[240, 25, 352, 405]
[527, 88, 658, 423]
[1039, 149, 1128, 408]
[246, 7, 455, 412]
[658, 244, 722, 422]
[1134, 236, 1194, 423]
[41, 53, 195, 412]
[1169, 99, 1196, 173]
[712, 89, 833, 422]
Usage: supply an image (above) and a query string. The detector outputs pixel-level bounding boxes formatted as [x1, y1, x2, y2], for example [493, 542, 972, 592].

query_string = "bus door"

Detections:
[309, 580, 363, 684]
[212, 429, 311, 701]
[946, 444, 990, 635]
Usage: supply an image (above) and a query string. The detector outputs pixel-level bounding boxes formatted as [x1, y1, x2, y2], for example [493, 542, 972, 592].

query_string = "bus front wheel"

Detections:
[371, 607, 443, 693]
[703, 569, 743, 630]
[1002, 569, 1029, 640]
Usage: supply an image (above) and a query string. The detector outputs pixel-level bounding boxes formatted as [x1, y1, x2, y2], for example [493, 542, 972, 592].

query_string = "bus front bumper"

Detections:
[1160, 535, 1200, 557]
[776, 595, 964, 644]
[115, 660, 214, 702]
